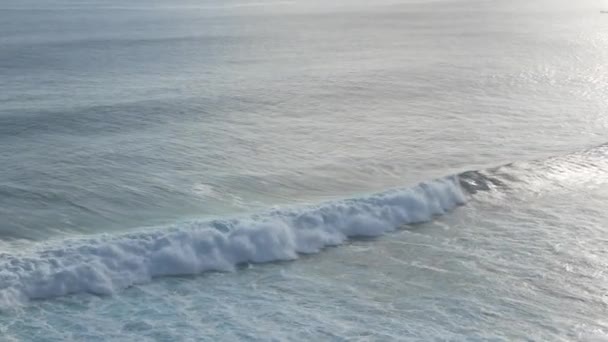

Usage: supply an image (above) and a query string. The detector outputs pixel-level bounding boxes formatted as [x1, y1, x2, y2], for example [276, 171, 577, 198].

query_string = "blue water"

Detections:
[2, 0, 608, 340]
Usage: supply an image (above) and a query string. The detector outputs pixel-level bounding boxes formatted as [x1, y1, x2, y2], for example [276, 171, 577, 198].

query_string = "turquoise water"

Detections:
[1, 0, 608, 340]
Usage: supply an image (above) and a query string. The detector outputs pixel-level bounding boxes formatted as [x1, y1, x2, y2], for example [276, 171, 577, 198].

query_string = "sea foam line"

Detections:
[0, 176, 466, 306]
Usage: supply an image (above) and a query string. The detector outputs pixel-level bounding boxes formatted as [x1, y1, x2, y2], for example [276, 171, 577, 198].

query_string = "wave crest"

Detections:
[0, 176, 466, 306]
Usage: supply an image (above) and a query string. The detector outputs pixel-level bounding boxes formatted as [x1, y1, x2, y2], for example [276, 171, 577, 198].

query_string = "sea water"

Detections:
[1, 0, 608, 340]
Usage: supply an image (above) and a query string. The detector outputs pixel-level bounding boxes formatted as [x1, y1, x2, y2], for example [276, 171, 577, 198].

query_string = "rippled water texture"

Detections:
[1, 0, 608, 340]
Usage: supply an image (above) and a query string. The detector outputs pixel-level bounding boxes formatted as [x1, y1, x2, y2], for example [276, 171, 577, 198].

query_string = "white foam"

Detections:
[0, 176, 466, 306]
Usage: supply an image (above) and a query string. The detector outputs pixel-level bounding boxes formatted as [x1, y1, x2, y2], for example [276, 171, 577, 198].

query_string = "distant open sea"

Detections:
[1, 0, 608, 340]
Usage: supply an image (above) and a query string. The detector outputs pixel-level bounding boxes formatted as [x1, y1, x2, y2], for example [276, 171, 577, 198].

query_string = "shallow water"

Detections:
[1, 0, 608, 340]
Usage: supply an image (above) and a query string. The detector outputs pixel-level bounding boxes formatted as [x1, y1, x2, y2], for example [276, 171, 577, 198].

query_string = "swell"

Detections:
[2, 143, 607, 306]
[458, 143, 608, 194]
[0, 100, 180, 140]
[0, 176, 465, 307]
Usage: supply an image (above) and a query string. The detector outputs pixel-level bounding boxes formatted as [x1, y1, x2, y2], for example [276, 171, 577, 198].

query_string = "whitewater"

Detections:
[0, 176, 465, 306]
[2, 0, 608, 340]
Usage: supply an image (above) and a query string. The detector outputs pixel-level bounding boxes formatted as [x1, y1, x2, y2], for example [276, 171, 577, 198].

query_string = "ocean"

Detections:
[1, 0, 608, 340]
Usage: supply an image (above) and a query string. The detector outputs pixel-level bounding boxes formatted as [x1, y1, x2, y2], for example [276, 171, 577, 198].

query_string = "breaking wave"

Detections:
[0, 176, 466, 307]
[3, 142, 608, 307]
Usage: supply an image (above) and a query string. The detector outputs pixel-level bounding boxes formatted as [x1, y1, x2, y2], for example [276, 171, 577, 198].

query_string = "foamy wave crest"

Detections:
[0, 176, 465, 306]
